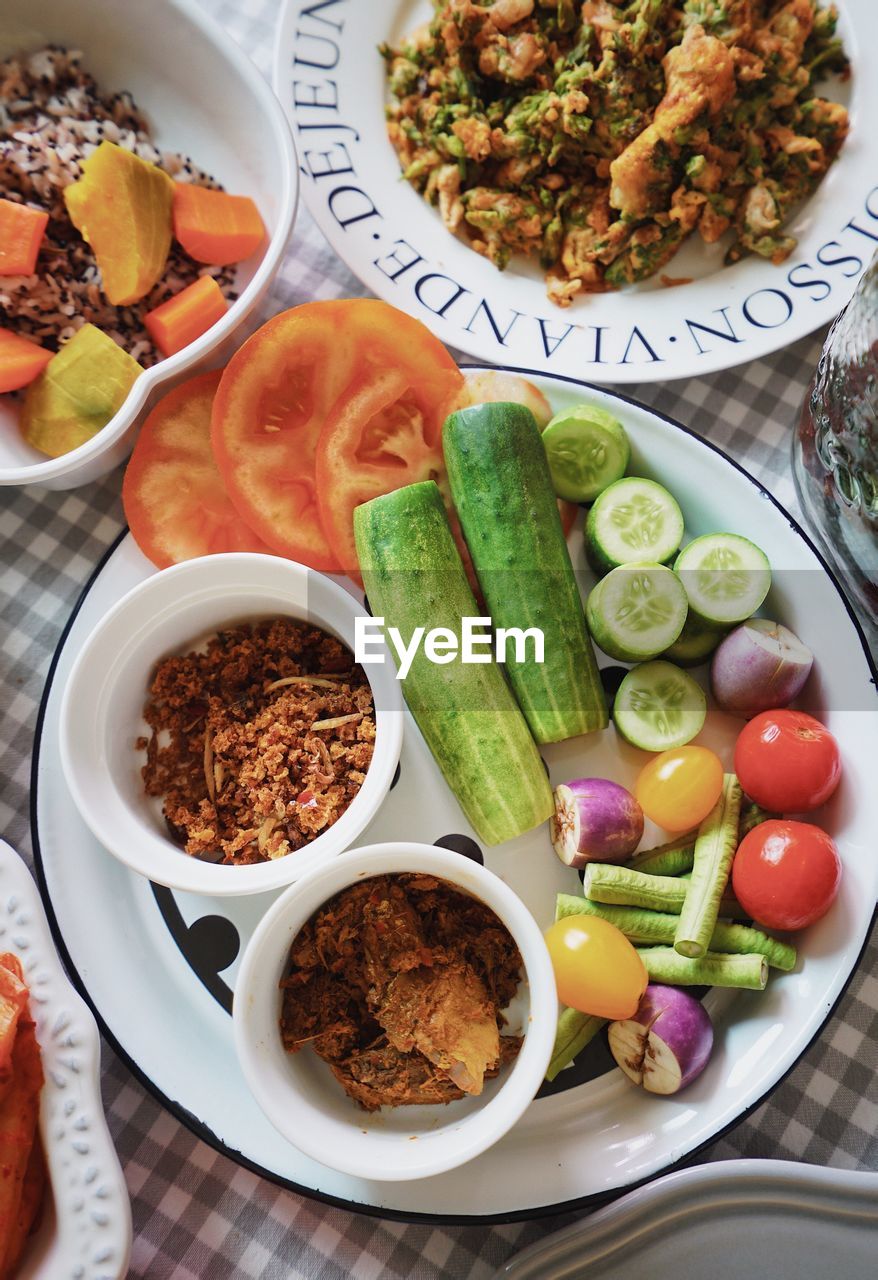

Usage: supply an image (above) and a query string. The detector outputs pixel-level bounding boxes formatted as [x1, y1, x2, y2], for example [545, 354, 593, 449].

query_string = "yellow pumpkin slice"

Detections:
[64, 141, 174, 305]
[21, 323, 143, 457]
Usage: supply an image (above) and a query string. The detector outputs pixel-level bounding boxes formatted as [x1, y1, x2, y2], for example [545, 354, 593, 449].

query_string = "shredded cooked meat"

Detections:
[280, 874, 524, 1110]
[138, 618, 375, 865]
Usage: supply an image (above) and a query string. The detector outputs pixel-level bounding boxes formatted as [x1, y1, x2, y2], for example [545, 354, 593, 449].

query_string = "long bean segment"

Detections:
[740, 800, 772, 837]
[583, 864, 686, 912]
[626, 804, 769, 879]
[638, 947, 768, 990]
[675, 774, 743, 959]
[546, 1008, 607, 1083]
[678, 873, 749, 920]
[556, 894, 797, 970]
[628, 834, 695, 877]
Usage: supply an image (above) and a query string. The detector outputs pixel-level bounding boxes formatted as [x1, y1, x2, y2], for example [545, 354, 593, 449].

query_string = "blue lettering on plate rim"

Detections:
[289, 0, 871, 369]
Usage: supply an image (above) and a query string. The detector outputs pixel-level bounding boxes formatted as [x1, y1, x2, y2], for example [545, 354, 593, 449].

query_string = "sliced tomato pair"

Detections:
[122, 369, 272, 568]
[126, 303, 578, 576]
[210, 299, 462, 573]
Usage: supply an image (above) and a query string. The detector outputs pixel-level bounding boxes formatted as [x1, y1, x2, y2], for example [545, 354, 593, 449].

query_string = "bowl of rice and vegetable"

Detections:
[0, 0, 297, 488]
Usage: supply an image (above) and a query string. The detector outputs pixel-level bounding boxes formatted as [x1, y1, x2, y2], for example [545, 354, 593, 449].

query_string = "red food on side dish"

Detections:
[0, 953, 46, 1279]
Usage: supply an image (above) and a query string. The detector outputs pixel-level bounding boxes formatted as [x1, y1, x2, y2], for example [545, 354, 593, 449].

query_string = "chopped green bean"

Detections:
[556, 895, 796, 969]
[584, 864, 687, 912]
[708, 922, 796, 971]
[678, 874, 749, 920]
[675, 774, 743, 959]
[629, 834, 695, 877]
[628, 801, 770, 880]
[740, 800, 772, 837]
[556, 892, 588, 921]
[638, 947, 768, 990]
[547, 1007, 607, 1083]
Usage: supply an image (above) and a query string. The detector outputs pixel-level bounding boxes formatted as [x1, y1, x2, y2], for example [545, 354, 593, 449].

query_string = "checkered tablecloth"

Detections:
[1, 2, 876, 1276]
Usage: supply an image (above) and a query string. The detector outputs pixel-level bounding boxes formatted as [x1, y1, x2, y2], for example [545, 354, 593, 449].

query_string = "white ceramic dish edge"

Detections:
[0, 839, 131, 1280]
[499, 1158, 878, 1279]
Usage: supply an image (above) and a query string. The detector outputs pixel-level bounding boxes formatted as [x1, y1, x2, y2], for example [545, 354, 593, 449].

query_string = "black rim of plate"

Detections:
[30, 367, 878, 1226]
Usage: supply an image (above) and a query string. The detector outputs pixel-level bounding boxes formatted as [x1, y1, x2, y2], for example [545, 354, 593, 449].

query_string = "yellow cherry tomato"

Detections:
[544, 916, 648, 1020]
[635, 745, 724, 832]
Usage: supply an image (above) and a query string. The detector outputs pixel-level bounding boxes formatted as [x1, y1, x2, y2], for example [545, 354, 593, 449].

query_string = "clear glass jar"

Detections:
[792, 252, 878, 625]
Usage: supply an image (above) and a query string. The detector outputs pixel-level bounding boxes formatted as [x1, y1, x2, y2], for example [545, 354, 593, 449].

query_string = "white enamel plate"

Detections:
[32, 370, 878, 1220]
[275, 0, 875, 382]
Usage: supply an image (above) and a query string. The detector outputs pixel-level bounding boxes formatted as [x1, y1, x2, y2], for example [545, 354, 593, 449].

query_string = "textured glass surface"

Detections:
[793, 252, 878, 624]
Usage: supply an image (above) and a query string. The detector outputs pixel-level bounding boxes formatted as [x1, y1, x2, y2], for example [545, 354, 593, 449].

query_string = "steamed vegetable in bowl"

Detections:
[0, 46, 266, 457]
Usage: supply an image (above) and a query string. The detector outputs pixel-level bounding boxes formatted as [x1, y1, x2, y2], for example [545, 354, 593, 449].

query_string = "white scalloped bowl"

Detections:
[233, 842, 558, 1182]
[0, 840, 131, 1280]
[58, 553, 404, 897]
[0, 0, 297, 490]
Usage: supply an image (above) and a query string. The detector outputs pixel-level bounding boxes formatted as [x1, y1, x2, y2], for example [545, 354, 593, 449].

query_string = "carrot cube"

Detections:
[0, 199, 49, 276]
[144, 275, 229, 357]
[173, 183, 265, 266]
[0, 329, 53, 394]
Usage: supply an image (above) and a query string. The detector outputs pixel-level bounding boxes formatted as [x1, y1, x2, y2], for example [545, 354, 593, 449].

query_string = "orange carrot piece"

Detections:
[0, 956, 24, 984]
[173, 183, 265, 265]
[0, 329, 53, 394]
[144, 276, 228, 357]
[0, 960, 28, 1088]
[0, 1134, 46, 1278]
[0, 1006, 43, 1274]
[0, 199, 49, 276]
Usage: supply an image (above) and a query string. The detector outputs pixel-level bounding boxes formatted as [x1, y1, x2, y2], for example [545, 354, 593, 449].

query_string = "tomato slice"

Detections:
[316, 371, 453, 574]
[211, 300, 462, 573]
[122, 369, 272, 569]
[211, 303, 359, 570]
[313, 307, 462, 573]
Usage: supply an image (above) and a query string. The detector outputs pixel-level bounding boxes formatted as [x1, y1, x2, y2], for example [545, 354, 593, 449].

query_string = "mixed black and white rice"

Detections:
[0, 46, 237, 366]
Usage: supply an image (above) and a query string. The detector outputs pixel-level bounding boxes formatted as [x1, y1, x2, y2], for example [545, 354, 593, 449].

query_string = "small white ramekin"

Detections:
[59, 554, 403, 896]
[232, 842, 557, 1182]
[0, 0, 297, 489]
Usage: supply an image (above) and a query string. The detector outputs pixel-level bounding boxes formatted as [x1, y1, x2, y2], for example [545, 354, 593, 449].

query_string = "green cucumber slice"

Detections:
[542, 404, 630, 502]
[674, 533, 771, 625]
[614, 660, 707, 751]
[585, 477, 684, 575]
[586, 563, 687, 662]
[661, 611, 728, 666]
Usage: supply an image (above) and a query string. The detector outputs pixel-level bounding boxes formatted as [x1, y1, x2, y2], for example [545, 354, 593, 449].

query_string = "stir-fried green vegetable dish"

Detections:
[382, 1, 849, 304]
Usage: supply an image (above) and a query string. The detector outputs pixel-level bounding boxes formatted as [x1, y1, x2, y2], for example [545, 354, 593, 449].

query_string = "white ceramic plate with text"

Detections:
[275, 0, 875, 383]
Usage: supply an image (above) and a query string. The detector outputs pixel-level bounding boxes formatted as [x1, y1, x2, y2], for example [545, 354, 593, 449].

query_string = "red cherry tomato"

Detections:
[544, 916, 648, 1019]
[732, 819, 842, 930]
[635, 746, 724, 832]
[733, 709, 841, 813]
